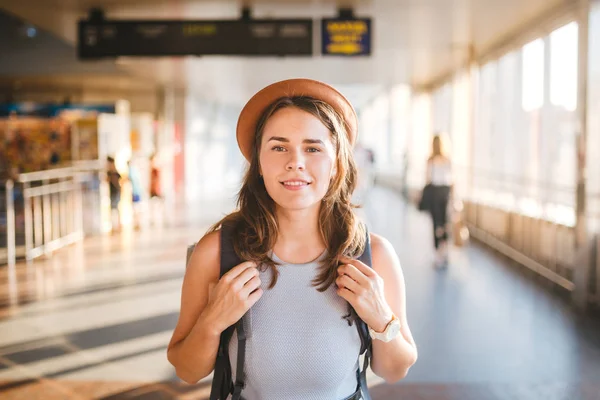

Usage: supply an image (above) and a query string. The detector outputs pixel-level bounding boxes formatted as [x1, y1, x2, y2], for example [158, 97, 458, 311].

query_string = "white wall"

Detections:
[184, 95, 246, 203]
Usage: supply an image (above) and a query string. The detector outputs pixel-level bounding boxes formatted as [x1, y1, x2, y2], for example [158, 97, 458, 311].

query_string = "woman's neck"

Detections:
[274, 205, 325, 263]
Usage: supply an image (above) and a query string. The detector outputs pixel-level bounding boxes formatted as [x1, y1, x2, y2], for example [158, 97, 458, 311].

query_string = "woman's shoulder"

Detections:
[369, 232, 395, 258]
[189, 213, 245, 270]
[196, 229, 221, 250]
[429, 154, 450, 162]
[368, 232, 403, 279]
[187, 230, 221, 279]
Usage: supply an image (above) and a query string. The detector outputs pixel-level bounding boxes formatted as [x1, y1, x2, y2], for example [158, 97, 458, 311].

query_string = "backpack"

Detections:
[187, 224, 374, 400]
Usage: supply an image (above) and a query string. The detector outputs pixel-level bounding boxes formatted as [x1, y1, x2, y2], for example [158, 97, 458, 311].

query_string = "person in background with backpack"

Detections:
[167, 79, 418, 400]
[149, 153, 165, 226]
[149, 153, 162, 199]
[425, 134, 453, 268]
[106, 156, 122, 233]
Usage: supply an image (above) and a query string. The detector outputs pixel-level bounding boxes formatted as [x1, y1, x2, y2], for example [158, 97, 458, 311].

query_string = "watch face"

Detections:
[370, 318, 401, 342]
[386, 321, 401, 339]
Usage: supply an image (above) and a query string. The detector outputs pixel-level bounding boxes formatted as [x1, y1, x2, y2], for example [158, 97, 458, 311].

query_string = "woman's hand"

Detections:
[202, 261, 263, 334]
[336, 256, 394, 332]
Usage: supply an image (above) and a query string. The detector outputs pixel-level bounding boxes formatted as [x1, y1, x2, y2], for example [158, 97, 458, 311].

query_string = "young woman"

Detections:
[425, 134, 453, 267]
[168, 79, 417, 399]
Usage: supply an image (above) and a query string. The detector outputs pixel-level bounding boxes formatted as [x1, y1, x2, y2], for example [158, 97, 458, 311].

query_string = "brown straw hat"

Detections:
[236, 78, 358, 161]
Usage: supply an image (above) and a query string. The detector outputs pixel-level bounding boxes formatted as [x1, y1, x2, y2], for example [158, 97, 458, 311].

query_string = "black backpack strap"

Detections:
[355, 226, 373, 400]
[356, 227, 373, 355]
[210, 326, 235, 400]
[209, 222, 247, 400]
[231, 318, 246, 400]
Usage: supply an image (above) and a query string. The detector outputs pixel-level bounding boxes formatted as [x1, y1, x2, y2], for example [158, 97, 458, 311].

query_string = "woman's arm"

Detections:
[336, 233, 417, 383]
[167, 231, 263, 384]
[368, 233, 418, 382]
[425, 158, 432, 184]
[447, 158, 454, 198]
[167, 231, 223, 384]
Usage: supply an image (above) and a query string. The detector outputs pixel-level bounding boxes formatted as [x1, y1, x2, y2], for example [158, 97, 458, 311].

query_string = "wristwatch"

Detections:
[368, 314, 401, 342]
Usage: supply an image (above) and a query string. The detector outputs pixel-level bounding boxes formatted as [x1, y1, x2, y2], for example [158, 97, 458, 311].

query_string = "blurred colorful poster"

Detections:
[0, 117, 72, 175]
[73, 118, 100, 161]
[130, 113, 154, 156]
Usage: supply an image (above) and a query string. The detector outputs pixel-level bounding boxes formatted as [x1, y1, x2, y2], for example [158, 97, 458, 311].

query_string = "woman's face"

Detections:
[259, 107, 337, 211]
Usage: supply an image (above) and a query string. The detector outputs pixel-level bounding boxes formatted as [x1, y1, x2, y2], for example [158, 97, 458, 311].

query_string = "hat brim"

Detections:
[236, 78, 358, 161]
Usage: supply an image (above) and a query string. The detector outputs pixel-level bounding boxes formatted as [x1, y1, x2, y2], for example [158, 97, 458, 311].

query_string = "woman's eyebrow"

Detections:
[266, 137, 324, 145]
[303, 139, 325, 145]
[267, 136, 289, 142]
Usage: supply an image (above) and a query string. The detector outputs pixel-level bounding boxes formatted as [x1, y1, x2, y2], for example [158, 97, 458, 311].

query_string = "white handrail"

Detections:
[17, 167, 78, 183]
[4, 168, 91, 263]
[5, 179, 16, 267]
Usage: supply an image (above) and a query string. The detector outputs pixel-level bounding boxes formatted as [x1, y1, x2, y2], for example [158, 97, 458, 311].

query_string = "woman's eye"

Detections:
[272, 146, 286, 152]
[306, 147, 321, 153]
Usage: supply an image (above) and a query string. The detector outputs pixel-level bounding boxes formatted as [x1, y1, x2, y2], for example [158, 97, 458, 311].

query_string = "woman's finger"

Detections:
[230, 266, 259, 290]
[336, 274, 362, 293]
[340, 256, 375, 277]
[337, 264, 369, 286]
[240, 275, 262, 297]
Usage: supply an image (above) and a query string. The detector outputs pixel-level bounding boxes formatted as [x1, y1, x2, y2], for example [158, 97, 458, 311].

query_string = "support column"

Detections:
[573, 0, 592, 310]
[156, 86, 186, 208]
[466, 44, 477, 203]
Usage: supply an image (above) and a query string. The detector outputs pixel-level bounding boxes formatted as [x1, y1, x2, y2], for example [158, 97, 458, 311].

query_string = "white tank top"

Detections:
[228, 251, 361, 400]
[428, 157, 452, 186]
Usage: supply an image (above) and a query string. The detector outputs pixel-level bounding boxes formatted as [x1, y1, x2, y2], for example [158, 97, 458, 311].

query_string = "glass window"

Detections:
[405, 22, 580, 226]
[589, 4, 600, 231]
[522, 39, 545, 111]
[432, 83, 452, 139]
[550, 22, 578, 112]
[542, 21, 579, 225]
[389, 85, 411, 170]
[407, 93, 432, 188]
[450, 70, 472, 198]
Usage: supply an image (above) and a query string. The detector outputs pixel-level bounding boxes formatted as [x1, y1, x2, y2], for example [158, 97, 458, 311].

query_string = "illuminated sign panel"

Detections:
[321, 18, 372, 56]
[78, 19, 313, 58]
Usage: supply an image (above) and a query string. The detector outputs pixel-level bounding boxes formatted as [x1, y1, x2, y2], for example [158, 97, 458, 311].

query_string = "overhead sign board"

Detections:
[0, 103, 115, 117]
[321, 18, 372, 56]
[78, 19, 313, 59]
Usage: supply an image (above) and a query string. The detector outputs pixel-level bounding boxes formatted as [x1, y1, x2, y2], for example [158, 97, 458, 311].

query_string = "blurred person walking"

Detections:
[149, 153, 164, 226]
[106, 156, 122, 233]
[128, 159, 143, 230]
[424, 134, 453, 267]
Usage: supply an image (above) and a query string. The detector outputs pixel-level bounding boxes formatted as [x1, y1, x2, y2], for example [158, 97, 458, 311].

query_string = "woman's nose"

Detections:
[285, 151, 305, 171]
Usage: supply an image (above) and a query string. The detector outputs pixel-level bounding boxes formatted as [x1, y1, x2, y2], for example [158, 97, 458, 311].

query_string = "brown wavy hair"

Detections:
[429, 133, 448, 159]
[209, 96, 366, 292]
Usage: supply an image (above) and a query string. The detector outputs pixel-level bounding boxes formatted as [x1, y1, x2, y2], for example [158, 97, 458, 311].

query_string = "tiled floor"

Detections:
[0, 188, 599, 399]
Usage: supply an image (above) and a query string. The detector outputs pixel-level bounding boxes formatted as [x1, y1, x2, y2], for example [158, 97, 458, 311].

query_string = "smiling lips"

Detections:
[280, 179, 312, 191]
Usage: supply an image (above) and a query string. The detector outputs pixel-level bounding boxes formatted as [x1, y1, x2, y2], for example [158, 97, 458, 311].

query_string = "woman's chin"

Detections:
[273, 197, 322, 212]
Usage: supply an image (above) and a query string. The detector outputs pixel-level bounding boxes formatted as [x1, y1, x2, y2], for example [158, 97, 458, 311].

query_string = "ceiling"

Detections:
[0, 0, 575, 107]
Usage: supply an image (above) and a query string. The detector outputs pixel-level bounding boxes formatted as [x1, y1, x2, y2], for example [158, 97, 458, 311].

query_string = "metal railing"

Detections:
[74, 161, 106, 236]
[388, 163, 600, 308]
[464, 201, 576, 290]
[2, 167, 87, 266]
[3, 180, 16, 267]
[594, 235, 600, 306]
